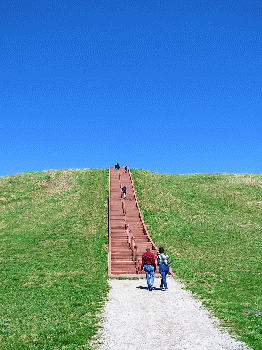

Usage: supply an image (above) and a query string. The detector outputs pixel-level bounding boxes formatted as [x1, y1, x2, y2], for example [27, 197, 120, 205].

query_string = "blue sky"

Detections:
[1, 0, 261, 176]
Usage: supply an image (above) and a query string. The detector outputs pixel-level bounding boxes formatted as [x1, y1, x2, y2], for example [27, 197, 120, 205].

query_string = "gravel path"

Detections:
[92, 277, 250, 350]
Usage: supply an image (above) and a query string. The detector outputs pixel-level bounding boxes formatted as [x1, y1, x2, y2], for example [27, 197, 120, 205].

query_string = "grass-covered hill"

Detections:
[0, 169, 261, 349]
[0, 169, 109, 350]
[131, 170, 262, 350]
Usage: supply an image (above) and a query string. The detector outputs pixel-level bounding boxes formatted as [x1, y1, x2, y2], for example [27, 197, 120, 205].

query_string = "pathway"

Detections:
[92, 278, 250, 350]
[102, 167, 250, 349]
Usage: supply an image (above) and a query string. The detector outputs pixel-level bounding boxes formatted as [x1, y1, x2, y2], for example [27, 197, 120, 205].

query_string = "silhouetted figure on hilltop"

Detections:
[115, 163, 120, 173]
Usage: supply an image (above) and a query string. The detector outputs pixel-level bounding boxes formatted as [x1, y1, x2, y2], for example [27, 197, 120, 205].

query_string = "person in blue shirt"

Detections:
[157, 247, 170, 291]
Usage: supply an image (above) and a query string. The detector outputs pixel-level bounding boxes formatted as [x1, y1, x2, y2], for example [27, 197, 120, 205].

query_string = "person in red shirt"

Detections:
[141, 246, 156, 291]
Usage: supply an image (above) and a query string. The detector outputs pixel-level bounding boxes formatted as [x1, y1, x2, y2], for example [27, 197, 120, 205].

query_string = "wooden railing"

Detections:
[123, 201, 141, 273]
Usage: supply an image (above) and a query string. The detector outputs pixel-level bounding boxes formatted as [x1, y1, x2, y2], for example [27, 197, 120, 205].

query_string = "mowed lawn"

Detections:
[131, 170, 262, 350]
[0, 169, 109, 350]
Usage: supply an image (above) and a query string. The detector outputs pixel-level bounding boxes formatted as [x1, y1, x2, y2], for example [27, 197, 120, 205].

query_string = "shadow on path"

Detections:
[136, 286, 162, 291]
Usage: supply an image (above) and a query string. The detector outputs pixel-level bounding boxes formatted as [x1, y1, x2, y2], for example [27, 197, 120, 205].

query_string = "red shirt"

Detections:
[141, 251, 156, 268]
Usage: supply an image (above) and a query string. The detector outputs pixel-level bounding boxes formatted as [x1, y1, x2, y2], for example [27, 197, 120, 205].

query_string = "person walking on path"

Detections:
[141, 247, 156, 291]
[157, 247, 170, 291]
[115, 163, 120, 173]
[122, 186, 126, 199]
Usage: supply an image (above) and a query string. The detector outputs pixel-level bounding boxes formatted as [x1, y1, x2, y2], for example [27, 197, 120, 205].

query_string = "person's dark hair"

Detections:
[159, 247, 164, 254]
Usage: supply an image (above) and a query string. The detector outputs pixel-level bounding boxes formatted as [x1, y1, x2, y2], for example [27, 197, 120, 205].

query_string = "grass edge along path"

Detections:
[131, 169, 262, 350]
[0, 169, 109, 350]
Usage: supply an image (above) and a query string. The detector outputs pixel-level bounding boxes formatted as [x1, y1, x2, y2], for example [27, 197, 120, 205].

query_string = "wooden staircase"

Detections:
[108, 166, 169, 277]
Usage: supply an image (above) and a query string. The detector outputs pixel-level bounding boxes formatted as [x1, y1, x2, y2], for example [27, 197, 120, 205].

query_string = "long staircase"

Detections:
[108, 166, 173, 277]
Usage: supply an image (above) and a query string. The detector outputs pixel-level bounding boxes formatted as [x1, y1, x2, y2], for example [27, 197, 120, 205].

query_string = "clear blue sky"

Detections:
[1, 0, 261, 177]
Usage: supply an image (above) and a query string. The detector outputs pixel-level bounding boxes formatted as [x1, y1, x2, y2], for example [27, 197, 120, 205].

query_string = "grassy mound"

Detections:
[131, 170, 262, 350]
[1, 167, 261, 349]
[0, 169, 109, 350]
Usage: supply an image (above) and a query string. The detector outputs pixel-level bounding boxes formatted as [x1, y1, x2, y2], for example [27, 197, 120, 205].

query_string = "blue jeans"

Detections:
[143, 264, 154, 288]
[159, 264, 169, 289]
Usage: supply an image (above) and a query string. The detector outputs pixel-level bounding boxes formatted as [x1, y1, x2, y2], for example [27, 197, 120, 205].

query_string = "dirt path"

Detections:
[92, 277, 250, 350]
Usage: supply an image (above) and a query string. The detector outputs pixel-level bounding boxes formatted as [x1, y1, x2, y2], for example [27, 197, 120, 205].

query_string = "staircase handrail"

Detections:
[125, 224, 141, 273]
[124, 206, 141, 273]
[127, 167, 158, 253]
[131, 237, 141, 272]
[122, 200, 126, 214]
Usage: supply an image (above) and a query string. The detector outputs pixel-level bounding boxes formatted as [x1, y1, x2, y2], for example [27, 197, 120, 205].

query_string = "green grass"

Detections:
[131, 170, 262, 350]
[2, 168, 262, 349]
[0, 169, 110, 350]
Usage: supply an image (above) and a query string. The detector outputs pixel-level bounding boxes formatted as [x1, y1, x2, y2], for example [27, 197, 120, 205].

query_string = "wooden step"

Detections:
[111, 255, 133, 259]
[111, 225, 125, 229]
[111, 251, 132, 256]
[111, 263, 136, 270]
[111, 268, 136, 274]
[111, 242, 130, 246]
[111, 239, 129, 243]
[111, 243, 129, 247]
[111, 249, 132, 253]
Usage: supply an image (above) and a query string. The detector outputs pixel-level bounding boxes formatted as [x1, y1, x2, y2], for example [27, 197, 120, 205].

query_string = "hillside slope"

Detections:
[1, 168, 261, 349]
[131, 170, 262, 350]
[0, 169, 109, 350]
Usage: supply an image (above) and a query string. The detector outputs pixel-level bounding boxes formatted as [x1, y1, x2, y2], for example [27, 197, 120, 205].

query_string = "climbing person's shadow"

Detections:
[136, 286, 162, 290]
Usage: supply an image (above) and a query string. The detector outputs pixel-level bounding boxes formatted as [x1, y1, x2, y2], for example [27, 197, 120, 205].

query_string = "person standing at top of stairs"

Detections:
[115, 163, 120, 173]
[141, 247, 156, 291]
